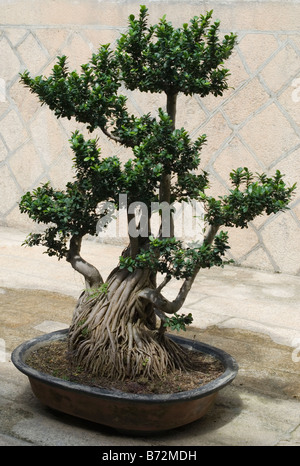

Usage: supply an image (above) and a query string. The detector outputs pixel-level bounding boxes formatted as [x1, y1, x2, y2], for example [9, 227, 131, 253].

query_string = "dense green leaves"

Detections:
[20, 6, 237, 135]
[18, 6, 296, 276]
[116, 7, 237, 96]
[19, 133, 123, 258]
[70, 131, 122, 202]
[20, 47, 126, 133]
[119, 232, 230, 279]
[163, 312, 194, 332]
[131, 110, 205, 174]
[119, 110, 209, 204]
[203, 168, 296, 228]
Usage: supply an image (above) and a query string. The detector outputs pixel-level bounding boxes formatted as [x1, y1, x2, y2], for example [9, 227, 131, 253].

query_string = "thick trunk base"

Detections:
[68, 268, 198, 380]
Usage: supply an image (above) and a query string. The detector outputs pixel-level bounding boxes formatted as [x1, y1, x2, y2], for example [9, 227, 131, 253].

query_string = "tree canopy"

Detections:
[19, 6, 295, 279]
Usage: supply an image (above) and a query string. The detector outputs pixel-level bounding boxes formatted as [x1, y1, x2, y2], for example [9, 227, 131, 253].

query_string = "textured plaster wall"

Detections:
[0, 0, 300, 274]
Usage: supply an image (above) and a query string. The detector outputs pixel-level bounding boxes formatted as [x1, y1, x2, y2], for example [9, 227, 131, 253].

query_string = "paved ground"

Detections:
[0, 226, 299, 446]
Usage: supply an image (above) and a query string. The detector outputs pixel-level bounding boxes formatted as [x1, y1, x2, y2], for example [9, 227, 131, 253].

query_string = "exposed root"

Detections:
[68, 268, 200, 381]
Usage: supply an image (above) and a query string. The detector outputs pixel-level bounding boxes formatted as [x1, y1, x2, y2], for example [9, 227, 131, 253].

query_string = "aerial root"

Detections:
[68, 268, 199, 380]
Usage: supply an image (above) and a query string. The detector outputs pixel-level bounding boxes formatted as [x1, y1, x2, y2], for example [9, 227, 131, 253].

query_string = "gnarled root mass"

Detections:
[68, 268, 199, 381]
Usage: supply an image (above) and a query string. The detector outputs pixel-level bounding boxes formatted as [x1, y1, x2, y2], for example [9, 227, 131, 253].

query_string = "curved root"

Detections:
[68, 268, 198, 381]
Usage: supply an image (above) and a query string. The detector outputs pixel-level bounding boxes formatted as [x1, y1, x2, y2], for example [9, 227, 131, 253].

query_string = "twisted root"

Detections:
[68, 268, 198, 380]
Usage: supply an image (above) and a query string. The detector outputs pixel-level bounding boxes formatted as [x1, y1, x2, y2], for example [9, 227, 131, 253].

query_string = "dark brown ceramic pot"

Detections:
[12, 329, 238, 434]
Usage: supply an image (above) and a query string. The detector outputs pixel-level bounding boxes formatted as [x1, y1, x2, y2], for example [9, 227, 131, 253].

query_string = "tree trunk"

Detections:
[68, 267, 198, 381]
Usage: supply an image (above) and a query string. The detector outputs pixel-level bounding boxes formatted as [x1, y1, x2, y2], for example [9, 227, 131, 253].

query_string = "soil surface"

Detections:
[26, 339, 224, 395]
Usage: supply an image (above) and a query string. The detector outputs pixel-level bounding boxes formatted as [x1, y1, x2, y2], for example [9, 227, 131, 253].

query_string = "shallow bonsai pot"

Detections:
[11, 329, 238, 434]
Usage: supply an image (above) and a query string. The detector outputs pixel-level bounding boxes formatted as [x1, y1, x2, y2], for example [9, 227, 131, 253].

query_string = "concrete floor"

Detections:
[0, 226, 299, 446]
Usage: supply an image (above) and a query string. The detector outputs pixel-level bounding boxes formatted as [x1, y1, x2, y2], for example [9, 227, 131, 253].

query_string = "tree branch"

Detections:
[139, 223, 220, 314]
[204, 224, 219, 245]
[127, 212, 140, 258]
[100, 125, 122, 144]
[158, 92, 178, 238]
[156, 275, 171, 292]
[166, 92, 177, 129]
[66, 235, 103, 289]
[138, 271, 196, 315]
[139, 259, 199, 314]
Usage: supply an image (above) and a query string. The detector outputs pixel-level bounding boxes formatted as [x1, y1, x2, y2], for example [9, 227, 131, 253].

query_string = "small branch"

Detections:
[139, 223, 220, 314]
[166, 92, 177, 130]
[204, 224, 219, 245]
[66, 235, 103, 289]
[156, 275, 171, 293]
[100, 125, 122, 144]
[161, 93, 178, 202]
[158, 173, 175, 238]
[159, 173, 171, 204]
[158, 92, 178, 238]
[154, 306, 168, 322]
[127, 212, 140, 258]
[138, 274, 195, 315]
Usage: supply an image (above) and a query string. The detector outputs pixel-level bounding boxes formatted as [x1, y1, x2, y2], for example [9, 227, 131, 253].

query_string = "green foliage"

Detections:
[18, 6, 296, 276]
[20, 47, 125, 133]
[163, 312, 194, 332]
[120, 110, 209, 204]
[119, 232, 230, 279]
[19, 135, 122, 258]
[19, 6, 237, 144]
[116, 6, 237, 96]
[86, 283, 109, 300]
[203, 168, 296, 229]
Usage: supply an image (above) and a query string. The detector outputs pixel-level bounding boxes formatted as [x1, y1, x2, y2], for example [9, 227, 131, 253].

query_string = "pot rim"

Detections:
[11, 329, 238, 404]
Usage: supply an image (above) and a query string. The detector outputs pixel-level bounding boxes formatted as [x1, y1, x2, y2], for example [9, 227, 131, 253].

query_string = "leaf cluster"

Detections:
[163, 312, 194, 332]
[19, 133, 123, 258]
[119, 232, 230, 279]
[203, 168, 296, 229]
[18, 7, 296, 275]
[116, 6, 237, 96]
[21, 47, 126, 133]
[122, 110, 208, 204]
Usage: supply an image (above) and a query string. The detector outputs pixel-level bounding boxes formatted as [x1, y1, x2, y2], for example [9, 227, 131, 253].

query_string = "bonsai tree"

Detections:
[19, 7, 295, 382]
